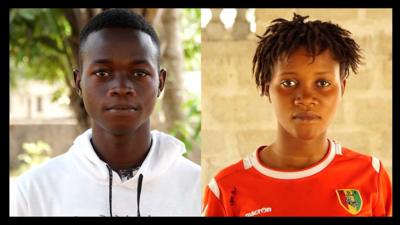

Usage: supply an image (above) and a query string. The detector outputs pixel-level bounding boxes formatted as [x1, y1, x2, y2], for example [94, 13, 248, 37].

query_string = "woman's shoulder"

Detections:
[336, 145, 384, 174]
[212, 156, 253, 185]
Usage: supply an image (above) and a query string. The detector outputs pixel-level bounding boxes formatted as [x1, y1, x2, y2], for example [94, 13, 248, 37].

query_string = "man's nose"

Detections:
[108, 74, 136, 97]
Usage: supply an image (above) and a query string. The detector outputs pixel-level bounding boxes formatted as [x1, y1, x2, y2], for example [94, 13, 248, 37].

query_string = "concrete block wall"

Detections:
[201, 9, 392, 194]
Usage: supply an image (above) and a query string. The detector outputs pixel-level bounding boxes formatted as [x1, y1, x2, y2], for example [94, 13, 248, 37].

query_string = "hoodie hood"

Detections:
[69, 129, 186, 187]
[12, 128, 201, 216]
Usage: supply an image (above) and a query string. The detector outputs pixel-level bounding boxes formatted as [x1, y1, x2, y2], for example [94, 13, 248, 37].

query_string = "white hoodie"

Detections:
[11, 129, 201, 216]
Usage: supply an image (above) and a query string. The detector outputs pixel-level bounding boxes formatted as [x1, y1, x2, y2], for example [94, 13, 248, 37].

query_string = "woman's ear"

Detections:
[73, 69, 82, 97]
[157, 69, 167, 97]
[265, 83, 271, 103]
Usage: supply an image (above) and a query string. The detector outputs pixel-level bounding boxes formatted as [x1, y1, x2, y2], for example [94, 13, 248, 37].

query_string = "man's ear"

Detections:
[157, 68, 167, 97]
[341, 78, 347, 96]
[73, 69, 82, 97]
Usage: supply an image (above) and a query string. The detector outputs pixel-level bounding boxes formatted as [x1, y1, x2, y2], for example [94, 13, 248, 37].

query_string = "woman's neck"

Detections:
[260, 127, 329, 170]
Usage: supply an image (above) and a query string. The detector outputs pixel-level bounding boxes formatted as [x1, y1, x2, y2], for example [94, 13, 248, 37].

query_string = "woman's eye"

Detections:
[316, 80, 331, 87]
[281, 80, 297, 87]
[94, 71, 110, 77]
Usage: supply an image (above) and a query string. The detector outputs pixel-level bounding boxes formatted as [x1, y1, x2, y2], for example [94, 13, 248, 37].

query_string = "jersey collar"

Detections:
[245, 139, 340, 179]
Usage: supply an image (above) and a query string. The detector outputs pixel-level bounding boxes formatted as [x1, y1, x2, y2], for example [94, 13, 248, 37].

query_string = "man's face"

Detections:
[268, 47, 346, 140]
[75, 28, 165, 135]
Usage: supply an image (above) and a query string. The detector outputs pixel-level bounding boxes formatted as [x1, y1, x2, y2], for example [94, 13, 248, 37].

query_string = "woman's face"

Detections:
[268, 47, 346, 140]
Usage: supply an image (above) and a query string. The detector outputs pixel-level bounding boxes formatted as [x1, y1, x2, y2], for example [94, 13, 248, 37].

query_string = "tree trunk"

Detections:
[157, 9, 185, 134]
[63, 8, 104, 132]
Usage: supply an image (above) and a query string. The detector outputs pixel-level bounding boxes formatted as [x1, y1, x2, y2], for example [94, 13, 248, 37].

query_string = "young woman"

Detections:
[203, 13, 392, 217]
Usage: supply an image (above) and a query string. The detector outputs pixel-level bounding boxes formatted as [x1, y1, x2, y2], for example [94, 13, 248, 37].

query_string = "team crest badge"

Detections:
[336, 189, 363, 215]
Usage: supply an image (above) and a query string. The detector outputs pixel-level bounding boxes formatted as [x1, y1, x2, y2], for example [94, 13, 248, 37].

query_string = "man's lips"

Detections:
[105, 104, 138, 111]
[292, 111, 321, 121]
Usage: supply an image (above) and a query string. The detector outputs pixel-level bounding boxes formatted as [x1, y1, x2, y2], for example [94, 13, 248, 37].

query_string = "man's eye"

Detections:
[281, 80, 297, 87]
[316, 80, 331, 87]
[94, 71, 110, 77]
[133, 71, 148, 77]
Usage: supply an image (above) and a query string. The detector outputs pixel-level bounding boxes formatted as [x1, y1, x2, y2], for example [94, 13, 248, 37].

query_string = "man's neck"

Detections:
[90, 122, 152, 171]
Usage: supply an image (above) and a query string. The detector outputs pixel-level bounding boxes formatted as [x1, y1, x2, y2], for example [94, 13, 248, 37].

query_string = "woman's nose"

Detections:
[294, 85, 317, 107]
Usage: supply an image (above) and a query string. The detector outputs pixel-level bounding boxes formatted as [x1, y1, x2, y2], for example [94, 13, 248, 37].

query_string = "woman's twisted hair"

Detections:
[252, 13, 363, 96]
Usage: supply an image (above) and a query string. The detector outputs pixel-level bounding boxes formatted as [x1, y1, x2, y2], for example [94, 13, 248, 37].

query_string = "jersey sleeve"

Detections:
[202, 179, 227, 216]
[373, 161, 392, 216]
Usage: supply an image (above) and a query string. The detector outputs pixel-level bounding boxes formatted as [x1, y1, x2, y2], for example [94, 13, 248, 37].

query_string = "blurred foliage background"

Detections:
[10, 8, 201, 176]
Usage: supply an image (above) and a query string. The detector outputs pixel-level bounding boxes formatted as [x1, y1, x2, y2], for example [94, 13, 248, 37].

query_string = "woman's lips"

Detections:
[292, 111, 321, 121]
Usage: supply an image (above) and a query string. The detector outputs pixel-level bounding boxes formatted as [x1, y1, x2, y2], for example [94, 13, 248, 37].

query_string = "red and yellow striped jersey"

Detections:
[202, 139, 392, 216]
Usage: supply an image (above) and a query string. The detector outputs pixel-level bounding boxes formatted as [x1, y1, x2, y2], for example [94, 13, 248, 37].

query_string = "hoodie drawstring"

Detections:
[106, 165, 113, 217]
[106, 165, 144, 217]
[137, 174, 144, 217]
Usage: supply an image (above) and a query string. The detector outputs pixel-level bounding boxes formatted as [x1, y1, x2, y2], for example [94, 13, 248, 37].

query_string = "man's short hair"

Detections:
[79, 8, 160, 67]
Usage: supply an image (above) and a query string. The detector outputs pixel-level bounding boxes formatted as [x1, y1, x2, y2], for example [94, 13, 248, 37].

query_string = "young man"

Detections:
[202, 13, 392, 216]
[11, 9, 200, 216]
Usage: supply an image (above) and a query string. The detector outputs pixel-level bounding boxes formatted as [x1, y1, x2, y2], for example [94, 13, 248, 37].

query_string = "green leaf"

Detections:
[10, 9, 72, 87]
[18, 9, 36, 21]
